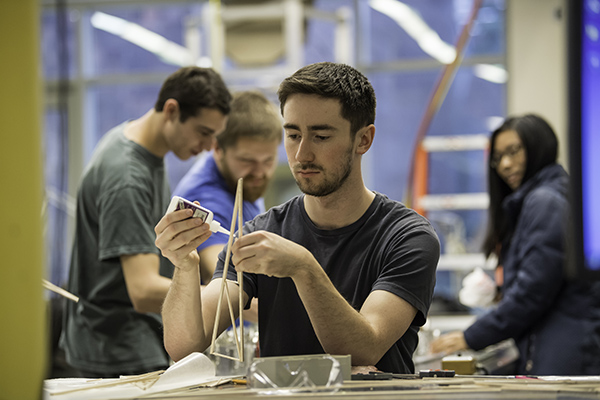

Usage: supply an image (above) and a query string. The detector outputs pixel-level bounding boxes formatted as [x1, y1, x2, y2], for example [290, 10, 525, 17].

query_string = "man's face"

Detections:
[282, 94, 356, 197]
[168, 107, 228, 160]
[215, 137, 280, 202]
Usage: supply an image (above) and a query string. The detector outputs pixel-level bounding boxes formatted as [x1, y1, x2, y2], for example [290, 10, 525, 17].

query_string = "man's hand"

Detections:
[154, 207, 212, 272]
[230, 230, 317, 279]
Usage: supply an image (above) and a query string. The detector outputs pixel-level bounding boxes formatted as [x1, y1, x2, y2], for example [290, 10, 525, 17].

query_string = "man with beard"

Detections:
[172, 91, 282, 282]
[155, 62, 439, 373]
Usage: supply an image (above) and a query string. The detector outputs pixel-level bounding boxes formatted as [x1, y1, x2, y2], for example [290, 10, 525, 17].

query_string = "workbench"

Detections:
[129, 375, 600, 399]
[44, 351, 600, 400]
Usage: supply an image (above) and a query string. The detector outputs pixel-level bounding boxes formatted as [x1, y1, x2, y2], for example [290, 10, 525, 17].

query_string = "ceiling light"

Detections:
[369, 0, 457, 64]
[91, 11, 194, 67]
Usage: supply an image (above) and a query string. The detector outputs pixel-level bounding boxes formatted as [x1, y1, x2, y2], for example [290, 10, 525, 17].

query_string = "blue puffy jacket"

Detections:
[464, 163, 600, 375]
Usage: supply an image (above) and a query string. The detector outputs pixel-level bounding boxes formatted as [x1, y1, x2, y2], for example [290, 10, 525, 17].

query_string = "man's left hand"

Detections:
[231, 230, 317, 279]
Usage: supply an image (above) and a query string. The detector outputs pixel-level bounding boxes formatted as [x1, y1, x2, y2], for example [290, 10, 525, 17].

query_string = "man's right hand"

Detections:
[154, 207, 212, 271]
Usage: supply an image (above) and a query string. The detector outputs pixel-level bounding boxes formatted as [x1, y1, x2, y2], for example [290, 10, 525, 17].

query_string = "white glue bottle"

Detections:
[166, 196, 231, 235]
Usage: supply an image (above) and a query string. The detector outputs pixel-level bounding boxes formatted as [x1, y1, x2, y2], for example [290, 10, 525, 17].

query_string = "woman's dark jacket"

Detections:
[463, 163, 600, 375]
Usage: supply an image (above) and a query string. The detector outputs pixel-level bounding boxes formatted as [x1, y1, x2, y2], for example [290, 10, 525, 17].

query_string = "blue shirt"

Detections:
[173, 152, 265, 252]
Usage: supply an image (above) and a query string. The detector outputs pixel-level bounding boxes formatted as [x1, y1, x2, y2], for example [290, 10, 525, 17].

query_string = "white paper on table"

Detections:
[44, 352, 231, 400]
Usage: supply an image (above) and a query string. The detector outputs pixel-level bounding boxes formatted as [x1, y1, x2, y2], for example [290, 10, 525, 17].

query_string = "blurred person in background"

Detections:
[431, 114, 600, 375]
[173, 90, 282, 283]
[61, 67, 231, 378]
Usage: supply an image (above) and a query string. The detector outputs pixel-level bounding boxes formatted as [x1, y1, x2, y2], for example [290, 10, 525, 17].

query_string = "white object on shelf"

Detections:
[422, 134, 489, 152]
[419, 192, 489, 211]
[436, 253, 496, 271]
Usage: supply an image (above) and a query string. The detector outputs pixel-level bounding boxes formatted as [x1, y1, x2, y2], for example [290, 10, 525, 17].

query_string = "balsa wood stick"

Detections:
[210, 189, 239, 354]
[42, 279, 79, 303]
[237, 181, 244, 361]
[50, 369, 164, 396]
[226, 178, 244, 361]
[210, 178, 244, 362]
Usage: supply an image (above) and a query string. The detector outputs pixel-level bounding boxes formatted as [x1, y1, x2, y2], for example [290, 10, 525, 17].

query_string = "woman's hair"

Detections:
[482, 114, 559, 257]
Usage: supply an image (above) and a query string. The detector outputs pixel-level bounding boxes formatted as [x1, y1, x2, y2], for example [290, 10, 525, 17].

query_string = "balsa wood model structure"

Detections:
[210, 178, 245, 362]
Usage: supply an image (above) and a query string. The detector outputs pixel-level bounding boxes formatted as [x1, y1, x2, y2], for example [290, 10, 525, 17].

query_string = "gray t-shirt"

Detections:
[62, 122, 173, 375]
[215, 193, 439, 373]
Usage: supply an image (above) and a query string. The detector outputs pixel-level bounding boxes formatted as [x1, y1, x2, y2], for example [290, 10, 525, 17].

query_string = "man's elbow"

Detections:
[164, 340, 189, 363]
[130, 295, 156, 314]
[350, 351, 384, 367]
[329, 343, 385, 367]
[346, 339, 391, 366]
[132, 303, 153, 314]
[163, 332, 207, 362]
[128, 284, 164, 314]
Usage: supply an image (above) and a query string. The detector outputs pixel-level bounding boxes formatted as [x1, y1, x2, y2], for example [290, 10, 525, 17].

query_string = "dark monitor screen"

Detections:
[567, 0, 600, 279]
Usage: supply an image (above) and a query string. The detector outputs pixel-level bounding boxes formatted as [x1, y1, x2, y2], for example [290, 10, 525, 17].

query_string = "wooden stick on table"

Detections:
[210, 178, 244, 362]
[50, 369, 165, 396]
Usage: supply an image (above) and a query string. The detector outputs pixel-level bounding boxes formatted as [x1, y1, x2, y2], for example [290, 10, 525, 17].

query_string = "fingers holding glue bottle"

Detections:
[166, 196, 231, 235]
[155, 196, 230, 272]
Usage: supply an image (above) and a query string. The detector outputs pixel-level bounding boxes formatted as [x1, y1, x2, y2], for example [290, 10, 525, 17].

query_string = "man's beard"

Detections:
[220, 160, 268, 203]
[293, 145, 354, 197]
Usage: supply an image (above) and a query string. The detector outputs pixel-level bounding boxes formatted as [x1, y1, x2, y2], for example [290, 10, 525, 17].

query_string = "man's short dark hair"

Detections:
[216, 91, 282, 150]
[277, 62, 376, 136]
[154, 67, 232, 122]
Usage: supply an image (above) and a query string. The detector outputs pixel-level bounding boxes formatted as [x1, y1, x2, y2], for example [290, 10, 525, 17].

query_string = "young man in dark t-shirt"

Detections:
[155, 62, 439, 373]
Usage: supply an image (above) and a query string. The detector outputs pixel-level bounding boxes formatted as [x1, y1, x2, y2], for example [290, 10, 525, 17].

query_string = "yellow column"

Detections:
[0, 1, 47, 399]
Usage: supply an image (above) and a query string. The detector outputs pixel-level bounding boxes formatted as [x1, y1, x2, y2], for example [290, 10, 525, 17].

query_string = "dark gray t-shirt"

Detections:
[215, 193, 439, 373]
[62, 122, 173, 375]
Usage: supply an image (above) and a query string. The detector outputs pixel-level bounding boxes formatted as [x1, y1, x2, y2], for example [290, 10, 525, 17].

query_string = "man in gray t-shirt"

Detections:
[156, 62, 439, 373]
[62, 67, 231, 377]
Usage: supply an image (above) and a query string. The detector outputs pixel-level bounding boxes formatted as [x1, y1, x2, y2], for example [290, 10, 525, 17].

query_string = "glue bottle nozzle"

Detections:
[209, 220, 230, 236]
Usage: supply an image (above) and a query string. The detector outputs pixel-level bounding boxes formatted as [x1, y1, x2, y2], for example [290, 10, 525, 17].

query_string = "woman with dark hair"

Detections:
[431, 114, 600, 375]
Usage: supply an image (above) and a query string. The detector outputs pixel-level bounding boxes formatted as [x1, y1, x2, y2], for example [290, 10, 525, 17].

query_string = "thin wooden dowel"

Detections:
[223, 279, 242, 358]
[210, 352, 244, 362]
[210, 178, 244, 362]
[237, 181, 244, 362]
[50, 369, 164, 396]
[42, 279, 79, 303]
[210, 197, 238, 353]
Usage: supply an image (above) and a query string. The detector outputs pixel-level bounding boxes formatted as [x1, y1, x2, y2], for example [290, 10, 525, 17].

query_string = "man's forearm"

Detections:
[293, 266, 399, 366]
[141, 275, 173, 314]
[162, 266, 206, 361]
